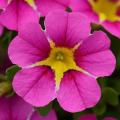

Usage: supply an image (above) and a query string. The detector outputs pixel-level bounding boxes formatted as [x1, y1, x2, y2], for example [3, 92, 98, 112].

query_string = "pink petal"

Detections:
[70, 0, 98, 22]
[8, 23, 50, 67]
[78, 114, 96, 120]
[102, 21, 120, 38]
[0, 0, 39, 31]
[70, 0, 89, 12]
[0, 0, 8, 9]
[13, 67, 56, 107]
[31, 109, 57, 120]
[45, 10, 91, 48]
[75, 31, 116, 77]
[57, 71, 101, 112]
[0, 95, 33, 120]
[35, 0, 69, 16]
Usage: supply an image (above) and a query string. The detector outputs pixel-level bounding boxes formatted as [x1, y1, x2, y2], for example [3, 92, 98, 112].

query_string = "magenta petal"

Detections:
[45, 10, 91, 47]
[0, 0, 8, 9]
[75, 31, 116, 77]
[0, 0, 39, 30]
[79, 114, 96, 120]
[13, 67, 56, 107]
[70, 0, 98, 22]
[35, 0, 69, 16]
[57, 71, 101, 112]
[102, 21, 120, 38]
[0, 95, 33, 120]
[70, 0, 89, 11]
[31, 110, 57, 120]
[8, 23, 50, 67]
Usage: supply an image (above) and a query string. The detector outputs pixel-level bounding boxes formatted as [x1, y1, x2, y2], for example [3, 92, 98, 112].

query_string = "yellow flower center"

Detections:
[88, 0, 120, 22]
[32, 41, 95, 91]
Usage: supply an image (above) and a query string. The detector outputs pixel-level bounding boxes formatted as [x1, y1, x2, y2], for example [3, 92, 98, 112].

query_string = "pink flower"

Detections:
[78, 114, 116, 120]
[8, 10, 116, 112]
[71, 0, 120, 38]
[0, 95, 33, 120]
[0, 95, 57, 120]
[0, 0, 39, 31]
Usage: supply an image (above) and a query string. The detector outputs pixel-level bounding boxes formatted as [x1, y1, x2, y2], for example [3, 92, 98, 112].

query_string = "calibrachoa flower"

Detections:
[72, 0, 120, 38]
[0, 0, 39, 31]
[8, 10, 116, 112]
[0, 95, 33, 120]
[78, 114, 116, 120]
[31, 110, 57, 120]
[0, 95, 57, 120]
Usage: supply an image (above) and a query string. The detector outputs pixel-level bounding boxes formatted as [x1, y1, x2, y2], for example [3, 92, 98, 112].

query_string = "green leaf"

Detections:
[37, 102, 52, 116]
[93, 100, 106, 116]
[113, 80, 120, 94]
[103, 87, 119, 106]
[6, 65, 20, 81]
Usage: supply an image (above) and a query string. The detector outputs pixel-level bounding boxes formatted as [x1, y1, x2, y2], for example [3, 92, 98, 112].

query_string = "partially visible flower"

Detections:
[78, 114, 116, 120]
[0, 95, 33, 120]
[0, 95, 57, 120]
[71, 0, 120, 38]
[8, 10, 116, 112]
[31, 109, 57, 120]
[78, 114, 97, 120]
[0, 0, 39, 31]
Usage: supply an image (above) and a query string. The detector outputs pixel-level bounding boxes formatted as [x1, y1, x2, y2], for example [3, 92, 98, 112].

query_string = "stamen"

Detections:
[49, 40, 55, 49]
[72, 43, 80, 52]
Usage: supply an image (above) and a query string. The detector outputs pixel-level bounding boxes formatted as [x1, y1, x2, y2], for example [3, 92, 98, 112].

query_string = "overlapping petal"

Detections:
[13, 67, 56, 107]
[0, 95, 33, 120]
[75, 31, 116, 77]
[102, 21, 120, 38]
[8, 23, 50, 67]
[35, 0, 69, 16]
[57, 71, 101, 112]
[45, 10, 91, 47]
[0, 0, 39, 30]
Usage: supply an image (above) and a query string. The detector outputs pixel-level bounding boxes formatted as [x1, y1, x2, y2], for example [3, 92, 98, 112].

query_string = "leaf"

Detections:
[103, 87, 119, 106]
[93, 100, 106, 116]
[37, 102, 52, 116]
[6, 65, 20, 81]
